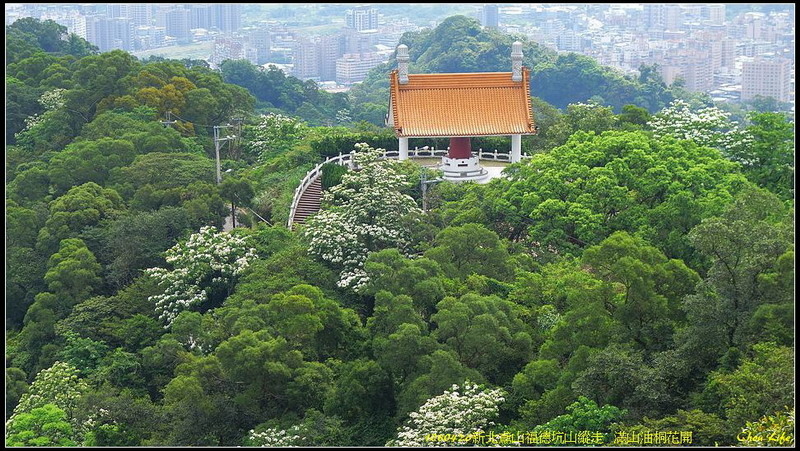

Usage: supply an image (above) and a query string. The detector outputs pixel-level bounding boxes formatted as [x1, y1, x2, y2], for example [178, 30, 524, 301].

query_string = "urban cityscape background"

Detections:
[5, 3, 795, 105]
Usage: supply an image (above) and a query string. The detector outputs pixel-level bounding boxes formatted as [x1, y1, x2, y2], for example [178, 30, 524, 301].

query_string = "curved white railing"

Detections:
[287, 148, 530, 228]
[288, 152, 354, 228]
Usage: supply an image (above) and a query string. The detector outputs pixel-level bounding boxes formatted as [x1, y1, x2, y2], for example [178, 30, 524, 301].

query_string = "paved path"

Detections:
[480, 165, 507, 183]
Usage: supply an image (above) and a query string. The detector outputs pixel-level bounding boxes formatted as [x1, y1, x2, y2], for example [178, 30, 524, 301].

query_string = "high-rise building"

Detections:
[336, 52, 383, 84]
[720, 39, 736, 68]
[664, 5, 682, 30]
[691, 31, 726, 73]
[211, 36, 256, 66]
[318, 33, 346, 82]
[346, 6, 378, 31]
[249, 27, 271, 65]
[703, 4, 726, 26]
[707, 40, 722, 73]
[291, 33, 348, 81]
[643, 4, 665, 30]
[343, 28, 380, 56]
[681, 57, 712, 92]
[741, 58, 792, 102]
[154, 5, 172, 28]
[78, 4, 105, 15]
[134, 26, 166, 50]
[54, 15, 87, 40]
[293, 38, 320, 80]
[189, 4, 213, 30]
[644, 4, 681, 30]
[659, 53, 713, 93]
[481, 4, 499, 28]
[86, 16, 133, 51]
[214, 4, 242, 33]
[106, 4, 127, 19]
[165, 7, 191, 44]
[556, 30, 581, 52]
[743, 14, 764, 40]
[680, 4, 704, 21]
[244, 45, 258, 66]
[127, 4, 153, 27]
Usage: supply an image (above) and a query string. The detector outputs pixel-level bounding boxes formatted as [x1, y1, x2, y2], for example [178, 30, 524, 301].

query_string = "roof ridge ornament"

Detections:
[511, 41, 523, 82]
[397, 44, 409, 84]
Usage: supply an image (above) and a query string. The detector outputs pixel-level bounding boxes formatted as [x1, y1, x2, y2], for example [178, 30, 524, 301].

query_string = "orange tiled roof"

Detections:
[388, 67, 536, 137]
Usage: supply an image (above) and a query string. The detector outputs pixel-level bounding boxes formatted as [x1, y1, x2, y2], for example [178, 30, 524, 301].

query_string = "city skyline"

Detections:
[5, 3, 795, 104]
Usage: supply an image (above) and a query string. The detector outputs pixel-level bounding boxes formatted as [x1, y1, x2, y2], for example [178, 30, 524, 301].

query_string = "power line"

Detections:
[160, 112, 239, 185]
[162, 111, 220, 129]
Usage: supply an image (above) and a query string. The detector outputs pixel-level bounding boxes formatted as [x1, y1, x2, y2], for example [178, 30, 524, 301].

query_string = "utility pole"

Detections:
[229, 117, 244, 160]
[421, 169, 428, 212]
[160, 111, 177, 127]
[159, 113, 237, 186]
[213, 126, 221, 185]
[420, 168, 442, 213]
[213, 124, 236, 185]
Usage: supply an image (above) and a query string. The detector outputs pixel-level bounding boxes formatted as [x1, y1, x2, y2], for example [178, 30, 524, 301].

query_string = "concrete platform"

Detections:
[410, 158, 508, 184]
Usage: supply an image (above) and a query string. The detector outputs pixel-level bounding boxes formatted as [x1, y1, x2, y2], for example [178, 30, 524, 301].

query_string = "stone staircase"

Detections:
[291, 178, 322, 226]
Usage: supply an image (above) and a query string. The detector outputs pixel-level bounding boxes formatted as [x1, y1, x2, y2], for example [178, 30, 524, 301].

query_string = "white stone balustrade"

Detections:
[288, 149, 530, 227]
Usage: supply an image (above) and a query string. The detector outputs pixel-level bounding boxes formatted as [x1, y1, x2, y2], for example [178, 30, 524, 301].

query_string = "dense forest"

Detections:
[5, 16, 795, 447]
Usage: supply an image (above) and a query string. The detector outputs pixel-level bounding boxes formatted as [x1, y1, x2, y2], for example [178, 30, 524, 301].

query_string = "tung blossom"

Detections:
[647, 99, 753, 159]
[146, 226, 257, 328]
[302, 143, 422, 290]
[387, 381, 506, 447]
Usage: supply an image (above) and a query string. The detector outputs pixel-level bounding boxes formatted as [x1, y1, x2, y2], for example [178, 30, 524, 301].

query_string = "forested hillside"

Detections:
[5, 17, 795, 447]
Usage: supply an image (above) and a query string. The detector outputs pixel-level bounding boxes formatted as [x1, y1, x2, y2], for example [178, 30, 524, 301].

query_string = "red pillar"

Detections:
[448, 137, 472, 159]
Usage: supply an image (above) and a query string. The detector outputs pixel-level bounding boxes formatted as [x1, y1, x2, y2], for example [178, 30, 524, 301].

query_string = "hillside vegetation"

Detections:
[5, 17, 794, 447]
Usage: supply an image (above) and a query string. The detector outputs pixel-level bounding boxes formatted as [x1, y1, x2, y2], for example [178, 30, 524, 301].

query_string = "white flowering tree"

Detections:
[302, 143, 422, 291]
[647, 99, 753, 157]
[387, 381, 506, 447]
[247, 426, 305, 447]
[145, 226, 257, 327]
[244, 113, 308, 162]
[15, 88, 67, 138]
[245, 410, 344, 447]
[6, 362, 89, 440]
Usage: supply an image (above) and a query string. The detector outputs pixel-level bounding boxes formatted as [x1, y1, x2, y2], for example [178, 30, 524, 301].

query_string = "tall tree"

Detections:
[219, 176, 254, 228]
[44, 238, 102, 313]
[424, 223, 514, 281]
[303, 144, 422, 290]
[731, 112, 794, 199]
[145, 226, 257, 326]
[581, 231, 699, 351]
[5, 404, 79, 447]
[431, 293, 533, 384]
[697, 342, 794, 435]
[8, 361, 89, 433]
[684, 187, 792, 352]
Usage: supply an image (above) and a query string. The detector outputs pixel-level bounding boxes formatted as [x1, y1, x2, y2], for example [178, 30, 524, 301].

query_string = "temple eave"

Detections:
[394, 131, 536, 138]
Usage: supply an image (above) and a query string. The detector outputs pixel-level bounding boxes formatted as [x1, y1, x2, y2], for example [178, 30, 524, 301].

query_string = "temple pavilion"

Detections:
[386, 41, 537, 181]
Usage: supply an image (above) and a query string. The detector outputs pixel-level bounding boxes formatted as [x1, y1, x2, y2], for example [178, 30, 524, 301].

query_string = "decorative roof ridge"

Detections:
[407, 71, 515, 77]
[388, 67, 535, 137]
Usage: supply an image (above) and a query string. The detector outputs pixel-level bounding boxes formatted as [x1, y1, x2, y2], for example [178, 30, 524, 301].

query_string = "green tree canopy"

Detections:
[424, 223, 514, 281]
[432, 293, 533, 384]
[697, 342, 794, 435]
[5, 404, 78, 447]
[439, 130, 749, 267]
